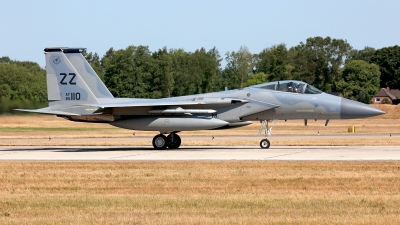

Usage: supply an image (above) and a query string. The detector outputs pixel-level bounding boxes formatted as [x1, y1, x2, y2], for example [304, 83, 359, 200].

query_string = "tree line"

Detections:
[84, 37, 400, 102]
[0, 57, 47, 113]
[1, 36, 400, 113]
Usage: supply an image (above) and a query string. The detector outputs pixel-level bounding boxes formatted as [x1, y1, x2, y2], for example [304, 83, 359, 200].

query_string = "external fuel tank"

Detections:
[110, 116, 228, 131]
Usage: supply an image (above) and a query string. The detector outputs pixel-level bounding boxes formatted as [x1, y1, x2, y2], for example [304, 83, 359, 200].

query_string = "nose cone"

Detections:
[340, 98, 385, 119]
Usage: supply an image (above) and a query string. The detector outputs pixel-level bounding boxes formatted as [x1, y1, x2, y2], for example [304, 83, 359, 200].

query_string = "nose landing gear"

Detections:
[258, 120, 278, 149]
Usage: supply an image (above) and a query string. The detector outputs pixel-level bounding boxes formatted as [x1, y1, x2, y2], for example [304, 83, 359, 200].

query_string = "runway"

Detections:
[1, 146, 399, 161]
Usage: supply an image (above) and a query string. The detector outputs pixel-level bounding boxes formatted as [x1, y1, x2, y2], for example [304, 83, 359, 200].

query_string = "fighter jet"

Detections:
[16, 47, 385, 149]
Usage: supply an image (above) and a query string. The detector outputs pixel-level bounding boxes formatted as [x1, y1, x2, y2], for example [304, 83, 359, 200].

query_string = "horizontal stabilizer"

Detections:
[14, 108, 81, 116]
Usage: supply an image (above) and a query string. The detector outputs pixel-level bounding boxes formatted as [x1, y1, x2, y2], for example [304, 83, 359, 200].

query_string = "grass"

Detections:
[0, 127, 108, 132]
[1, 161, 400, 224]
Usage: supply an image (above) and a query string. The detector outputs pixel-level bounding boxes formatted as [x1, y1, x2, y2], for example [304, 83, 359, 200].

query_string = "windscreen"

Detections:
[304, 84, 323, 94]
[252, 81, 322, 94]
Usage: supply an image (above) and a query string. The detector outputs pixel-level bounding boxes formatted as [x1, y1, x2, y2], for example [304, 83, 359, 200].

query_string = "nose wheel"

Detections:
[260, 139, 270, 149]
[152, 133, 181, 149]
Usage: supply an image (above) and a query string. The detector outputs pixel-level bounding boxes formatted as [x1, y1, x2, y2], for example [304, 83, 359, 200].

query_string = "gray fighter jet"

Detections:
[16, 47, 385, 149]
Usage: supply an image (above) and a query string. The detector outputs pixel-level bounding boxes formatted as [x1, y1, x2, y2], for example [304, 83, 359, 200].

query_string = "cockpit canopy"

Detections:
[249, 80, 323, 94]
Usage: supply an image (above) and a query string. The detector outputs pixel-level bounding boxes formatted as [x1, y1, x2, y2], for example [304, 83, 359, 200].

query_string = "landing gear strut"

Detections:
[258, 120, 278, 149]
[152, 133, 181, 149]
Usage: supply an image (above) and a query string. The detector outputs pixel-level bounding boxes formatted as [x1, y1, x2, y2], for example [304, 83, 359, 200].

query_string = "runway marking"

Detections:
[263, 150, 310, 160]
[108, 150, 163, 160]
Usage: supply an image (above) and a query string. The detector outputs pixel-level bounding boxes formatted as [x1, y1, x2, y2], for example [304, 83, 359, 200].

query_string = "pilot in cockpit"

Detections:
[287, 82, 294, 92]
[294, 82, 301, 93]
[287, 82, 302, 93]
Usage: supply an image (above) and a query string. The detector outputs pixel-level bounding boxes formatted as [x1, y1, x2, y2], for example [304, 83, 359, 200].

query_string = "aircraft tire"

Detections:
[260, 139, 270, 149]
[152, 134, 168, 149]
[167, 133, 181, 149]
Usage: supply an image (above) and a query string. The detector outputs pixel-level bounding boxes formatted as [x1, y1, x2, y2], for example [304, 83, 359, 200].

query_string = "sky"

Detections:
[1, 0, 399, 68]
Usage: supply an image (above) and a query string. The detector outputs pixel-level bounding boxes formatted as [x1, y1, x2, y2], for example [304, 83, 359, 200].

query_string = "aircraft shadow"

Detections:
[56, 146, 258, 152]
[1, 146, 335, 153]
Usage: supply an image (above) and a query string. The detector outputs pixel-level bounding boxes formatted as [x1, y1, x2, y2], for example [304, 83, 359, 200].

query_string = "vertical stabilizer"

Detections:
[63, 48, 114, 99]
[44, 48, 99, 106]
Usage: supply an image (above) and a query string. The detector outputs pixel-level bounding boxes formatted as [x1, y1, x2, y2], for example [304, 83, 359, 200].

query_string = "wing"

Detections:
[90, 97, 252, 115]
[15, 97, 254, 116]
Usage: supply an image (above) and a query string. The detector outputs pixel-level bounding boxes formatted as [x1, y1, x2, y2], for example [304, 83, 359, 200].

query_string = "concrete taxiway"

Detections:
[1, 146, 399, 161]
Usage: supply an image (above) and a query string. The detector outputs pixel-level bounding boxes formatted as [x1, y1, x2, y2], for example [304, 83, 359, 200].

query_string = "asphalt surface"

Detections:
[1, 133, 398, 142]
[1, 145, 399, 161]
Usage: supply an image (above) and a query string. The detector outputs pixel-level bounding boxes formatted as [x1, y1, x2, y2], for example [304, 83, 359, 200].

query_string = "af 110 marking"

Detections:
[65, 92, 81, 101]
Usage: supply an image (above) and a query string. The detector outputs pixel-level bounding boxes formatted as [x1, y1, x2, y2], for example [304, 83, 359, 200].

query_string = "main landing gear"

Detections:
[258, 120, 278, 149]
[152, 133, 181, 150]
